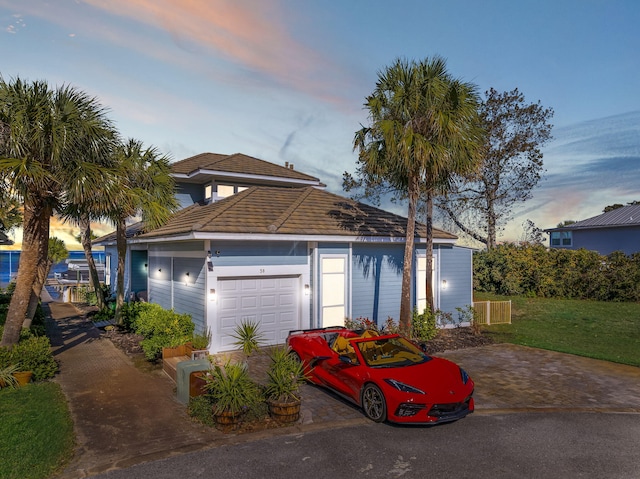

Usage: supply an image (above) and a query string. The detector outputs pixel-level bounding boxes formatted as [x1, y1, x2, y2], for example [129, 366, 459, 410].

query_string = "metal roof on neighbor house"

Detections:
[546, 204, 640, 231]
[170, 152, 323, 185]
[135, 186, 457, 241]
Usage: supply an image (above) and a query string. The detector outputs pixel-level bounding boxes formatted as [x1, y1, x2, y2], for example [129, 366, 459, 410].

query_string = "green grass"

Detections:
[0, 382, 75, 479]
[476, 293, 640, 367]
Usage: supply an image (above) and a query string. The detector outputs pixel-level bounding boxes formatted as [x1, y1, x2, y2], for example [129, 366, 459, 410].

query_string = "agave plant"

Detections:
[231, 319, 264, 356]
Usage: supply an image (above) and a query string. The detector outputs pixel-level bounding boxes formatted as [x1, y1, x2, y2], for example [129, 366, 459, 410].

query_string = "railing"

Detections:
[472, 300, 511, 325]
[46, 282, 95, 303]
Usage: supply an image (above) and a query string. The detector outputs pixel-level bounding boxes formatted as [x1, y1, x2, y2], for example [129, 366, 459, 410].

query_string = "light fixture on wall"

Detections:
[209, 288, 217, 301]
[157, 268, 162, 273]
[304, 284, 310, 296]
[144, 263, 148, 268]
[441, 280, 448, 290]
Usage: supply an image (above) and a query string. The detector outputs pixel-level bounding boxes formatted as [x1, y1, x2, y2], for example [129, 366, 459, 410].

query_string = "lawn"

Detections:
[0, 382, 75, 479]
[476, 293, 640, 367]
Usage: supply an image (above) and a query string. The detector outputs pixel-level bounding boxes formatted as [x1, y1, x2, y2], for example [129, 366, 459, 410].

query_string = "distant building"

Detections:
[545, 204, 640, 256]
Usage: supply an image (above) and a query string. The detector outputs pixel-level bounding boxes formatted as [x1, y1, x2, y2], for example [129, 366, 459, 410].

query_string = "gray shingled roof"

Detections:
[135, 186, 456, 241]
[551, 204, 640, 230]
[171, 152, 322, 184]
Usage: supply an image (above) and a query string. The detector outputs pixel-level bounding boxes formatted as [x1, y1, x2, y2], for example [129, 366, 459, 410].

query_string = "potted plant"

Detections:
[264, 346, 307, 423]
[204, 361, 262, 428]
[0, 364, 20, 389]
[188, 327, 212, 360]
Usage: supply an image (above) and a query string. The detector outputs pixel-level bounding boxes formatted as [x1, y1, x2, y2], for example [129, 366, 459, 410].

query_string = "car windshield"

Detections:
[356, 337, 431, 368]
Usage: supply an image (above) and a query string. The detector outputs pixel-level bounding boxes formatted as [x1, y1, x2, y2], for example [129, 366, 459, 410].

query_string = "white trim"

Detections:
[172, 170, 322, 187]
[118, 232, 457, 246]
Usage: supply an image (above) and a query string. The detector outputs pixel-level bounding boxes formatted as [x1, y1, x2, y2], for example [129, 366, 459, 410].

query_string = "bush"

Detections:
[474, 243, 640, 301]
[411, 308, 437, 342]
[131, 303, 194, 360]
[0, 333, 58, 381]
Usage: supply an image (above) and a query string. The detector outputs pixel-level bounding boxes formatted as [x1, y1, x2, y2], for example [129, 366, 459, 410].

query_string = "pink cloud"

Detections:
[81, 0, 347, 104]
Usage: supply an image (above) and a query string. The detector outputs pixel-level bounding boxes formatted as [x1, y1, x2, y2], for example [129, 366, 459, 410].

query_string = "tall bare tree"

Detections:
[437, 88, 554, 249]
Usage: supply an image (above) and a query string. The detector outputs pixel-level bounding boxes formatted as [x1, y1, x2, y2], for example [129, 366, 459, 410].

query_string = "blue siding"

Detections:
[572, 226, 640, 256]
[210, 241, 308, 267]
[439, 246, 473, 319]
[148, 256, 173, 309]
[351, 243, 404, 326]
[172, 257, 206, 333]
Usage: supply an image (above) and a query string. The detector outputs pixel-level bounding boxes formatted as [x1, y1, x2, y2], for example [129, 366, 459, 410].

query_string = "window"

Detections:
[216, 184, 235, 198]
[551, 231, 572, 246]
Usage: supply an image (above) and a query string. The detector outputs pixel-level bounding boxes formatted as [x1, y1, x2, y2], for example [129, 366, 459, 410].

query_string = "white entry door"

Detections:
[217, 276, 300, 350]
[320, 256, 347, 327]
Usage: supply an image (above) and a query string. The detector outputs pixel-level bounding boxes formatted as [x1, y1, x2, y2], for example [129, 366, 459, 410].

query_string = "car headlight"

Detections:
[384, 378, 425, 394]
[459, 367, 470, 385]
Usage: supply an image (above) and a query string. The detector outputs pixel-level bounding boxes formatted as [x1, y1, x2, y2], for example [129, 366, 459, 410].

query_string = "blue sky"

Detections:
[1, 0, 639, 247]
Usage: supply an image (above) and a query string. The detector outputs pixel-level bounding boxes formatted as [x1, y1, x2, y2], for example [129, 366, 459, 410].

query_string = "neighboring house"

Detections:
[95, 152, 474, 353]
[545, 204, 640, 256]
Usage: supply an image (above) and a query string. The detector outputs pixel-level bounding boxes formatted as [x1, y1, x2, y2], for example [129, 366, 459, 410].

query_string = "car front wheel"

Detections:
[362, 383, 386, 422]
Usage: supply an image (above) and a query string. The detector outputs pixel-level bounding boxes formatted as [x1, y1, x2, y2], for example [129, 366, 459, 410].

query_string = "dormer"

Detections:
[171, 152, 325, 208]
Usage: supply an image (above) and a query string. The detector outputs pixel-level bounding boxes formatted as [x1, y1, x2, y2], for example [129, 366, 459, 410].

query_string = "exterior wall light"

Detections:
[304, 284, 310, 296]
[209, 288, 217, 301]
[441, 280, 447, 290]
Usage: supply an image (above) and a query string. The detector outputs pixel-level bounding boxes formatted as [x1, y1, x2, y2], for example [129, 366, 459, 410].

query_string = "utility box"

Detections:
[176, 358, 210, 404]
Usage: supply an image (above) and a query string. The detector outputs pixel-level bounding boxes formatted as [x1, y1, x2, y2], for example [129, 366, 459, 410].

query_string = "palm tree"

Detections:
[0, 77, 117, 347]
[108, 139, 178, 323]
[354, 57, 484, 332]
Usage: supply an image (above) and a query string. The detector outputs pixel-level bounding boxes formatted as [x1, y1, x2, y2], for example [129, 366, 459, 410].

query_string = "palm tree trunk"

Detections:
[23, 258, 51, 329]
[80, 215, 105, 310]
[115, 217, 127, 324]
[399, 175, 419, 334]
[425, 191, 435, 314]
[1, 197, 51, 347]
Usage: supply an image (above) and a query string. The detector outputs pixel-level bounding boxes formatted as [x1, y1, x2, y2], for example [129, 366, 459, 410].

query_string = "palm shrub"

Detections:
[231, 319, 264, 356]
[264, 346, 306, 403]
[0, 364, 19, 389]
[204, 361, 263, 415]
[131, 303, 194, 360]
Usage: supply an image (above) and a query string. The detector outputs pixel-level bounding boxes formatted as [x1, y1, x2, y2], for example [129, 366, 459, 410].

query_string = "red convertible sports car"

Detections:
[287, 327, 474, 425]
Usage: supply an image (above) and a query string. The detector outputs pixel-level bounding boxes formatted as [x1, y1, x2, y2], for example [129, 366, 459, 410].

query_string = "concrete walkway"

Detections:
[44, 298, 640, 478]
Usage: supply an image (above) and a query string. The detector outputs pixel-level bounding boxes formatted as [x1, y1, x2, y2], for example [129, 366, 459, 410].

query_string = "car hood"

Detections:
[375, 356, 471, 399]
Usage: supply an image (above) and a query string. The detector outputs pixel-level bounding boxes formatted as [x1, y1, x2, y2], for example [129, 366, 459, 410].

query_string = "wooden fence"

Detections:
[472, 300, 512, 325]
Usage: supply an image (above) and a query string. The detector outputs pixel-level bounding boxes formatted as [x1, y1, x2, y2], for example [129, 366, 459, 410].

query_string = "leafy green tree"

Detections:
[0, 77, 117, 346]
[352, 56, 484, 329]
[603, 200, 639, 213]
[437, 88, 554, 249]
[108, 139, 178, 324]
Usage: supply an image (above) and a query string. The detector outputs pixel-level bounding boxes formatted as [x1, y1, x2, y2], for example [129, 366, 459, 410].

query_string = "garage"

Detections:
[217, 276, 301, 351]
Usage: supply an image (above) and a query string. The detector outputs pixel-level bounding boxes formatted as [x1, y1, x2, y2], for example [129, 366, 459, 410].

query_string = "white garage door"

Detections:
[217, 276, 300, 351]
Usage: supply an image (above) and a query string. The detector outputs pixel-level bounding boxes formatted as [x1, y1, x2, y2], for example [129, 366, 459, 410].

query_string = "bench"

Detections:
[162, 344, 194, 382]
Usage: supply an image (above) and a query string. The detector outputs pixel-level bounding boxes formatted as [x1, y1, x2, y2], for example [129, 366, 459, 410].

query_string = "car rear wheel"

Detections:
[362, 383, 386, 422]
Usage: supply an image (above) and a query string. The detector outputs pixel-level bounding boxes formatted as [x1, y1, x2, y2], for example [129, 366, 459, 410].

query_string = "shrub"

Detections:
[0, 334, 58, 381]
[411, 308, 437, 342]
[131, 303, 194, 360]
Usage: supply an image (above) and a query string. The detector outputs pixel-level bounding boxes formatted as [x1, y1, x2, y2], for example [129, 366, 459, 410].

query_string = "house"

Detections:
[95, 152, 474, 353]
[545, 204, 640, 256]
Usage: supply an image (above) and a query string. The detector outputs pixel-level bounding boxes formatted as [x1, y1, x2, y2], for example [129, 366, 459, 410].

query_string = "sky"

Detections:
[1, 0, 639, 249]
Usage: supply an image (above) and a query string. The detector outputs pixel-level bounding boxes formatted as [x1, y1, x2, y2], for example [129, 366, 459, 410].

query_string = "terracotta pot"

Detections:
[268, 398, 301, 423]
[13, 371, 33, 386]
